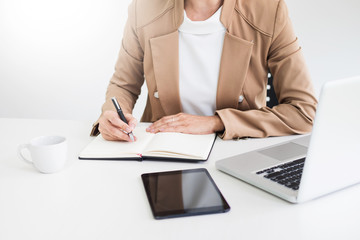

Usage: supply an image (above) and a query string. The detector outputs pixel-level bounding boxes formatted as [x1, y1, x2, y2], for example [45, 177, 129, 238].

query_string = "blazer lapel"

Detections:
[220, 0, 236, 29]
[150, 31, 182, 115]
[216, 32, 254, 110]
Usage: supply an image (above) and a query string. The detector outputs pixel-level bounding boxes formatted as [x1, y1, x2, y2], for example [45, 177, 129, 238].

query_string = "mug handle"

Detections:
[17, 144, 33, 164]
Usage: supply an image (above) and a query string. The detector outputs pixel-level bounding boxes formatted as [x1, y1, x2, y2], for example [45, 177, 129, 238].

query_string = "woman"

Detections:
[92, 0, 317, 141]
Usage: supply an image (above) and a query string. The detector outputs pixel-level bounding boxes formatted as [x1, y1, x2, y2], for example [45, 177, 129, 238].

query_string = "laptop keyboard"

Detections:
[255, 158, 305, 191]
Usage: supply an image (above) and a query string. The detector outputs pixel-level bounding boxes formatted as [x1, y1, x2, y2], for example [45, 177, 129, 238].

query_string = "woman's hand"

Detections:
[146, 113, 224, 135]
[98, 110, 137, 141]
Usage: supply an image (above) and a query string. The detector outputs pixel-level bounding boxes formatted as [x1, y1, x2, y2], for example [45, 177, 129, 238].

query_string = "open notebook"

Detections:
[79, 124, 216, 162]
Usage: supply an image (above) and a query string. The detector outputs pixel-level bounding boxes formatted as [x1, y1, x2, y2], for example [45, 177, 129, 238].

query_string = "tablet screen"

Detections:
[141, 168, 230, 219]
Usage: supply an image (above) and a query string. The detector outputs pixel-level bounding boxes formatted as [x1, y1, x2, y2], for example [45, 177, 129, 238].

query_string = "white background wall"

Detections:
[1, 0, 360, 122]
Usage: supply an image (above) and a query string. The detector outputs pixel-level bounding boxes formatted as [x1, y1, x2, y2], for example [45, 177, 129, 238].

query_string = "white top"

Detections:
[178, 7, 226, 116]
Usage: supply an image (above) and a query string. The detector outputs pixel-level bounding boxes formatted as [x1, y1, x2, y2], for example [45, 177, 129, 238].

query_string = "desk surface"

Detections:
[1, 118, 359, 240]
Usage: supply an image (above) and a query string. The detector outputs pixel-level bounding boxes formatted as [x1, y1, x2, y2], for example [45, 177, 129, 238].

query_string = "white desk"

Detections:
[1, 118, 359, 240]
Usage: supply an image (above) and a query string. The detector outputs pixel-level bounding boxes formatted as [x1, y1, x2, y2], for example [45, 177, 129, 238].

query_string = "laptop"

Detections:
[216, 76, 360, 203]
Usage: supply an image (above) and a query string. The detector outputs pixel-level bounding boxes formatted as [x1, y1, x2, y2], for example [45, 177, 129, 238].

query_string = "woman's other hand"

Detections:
[146, 113, 224, 135]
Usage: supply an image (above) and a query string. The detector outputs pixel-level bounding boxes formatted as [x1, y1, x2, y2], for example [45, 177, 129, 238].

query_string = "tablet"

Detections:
[141, 168, 230, 219]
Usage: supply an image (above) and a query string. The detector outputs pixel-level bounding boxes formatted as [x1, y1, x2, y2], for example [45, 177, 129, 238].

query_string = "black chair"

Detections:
[266, 72, 278, 108]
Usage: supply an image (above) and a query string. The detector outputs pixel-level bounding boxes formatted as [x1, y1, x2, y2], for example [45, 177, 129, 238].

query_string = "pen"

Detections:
[111, 97, 135, 142]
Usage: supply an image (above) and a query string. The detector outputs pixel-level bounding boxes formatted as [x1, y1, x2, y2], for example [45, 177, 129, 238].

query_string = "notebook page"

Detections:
[143, 132, 216, 160]
[79, 125, 154, 159]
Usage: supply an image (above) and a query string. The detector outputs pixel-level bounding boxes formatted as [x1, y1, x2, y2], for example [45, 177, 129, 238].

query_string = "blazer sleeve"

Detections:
[91, 0, 144, 136]
[216, 0, 317, 140]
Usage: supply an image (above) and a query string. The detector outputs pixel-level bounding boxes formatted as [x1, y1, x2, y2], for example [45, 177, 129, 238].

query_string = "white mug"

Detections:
[18, 136, 68, 173]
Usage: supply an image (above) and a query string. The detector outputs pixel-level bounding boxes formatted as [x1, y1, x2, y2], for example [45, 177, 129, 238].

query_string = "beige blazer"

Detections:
[91, 0, 317, 140]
